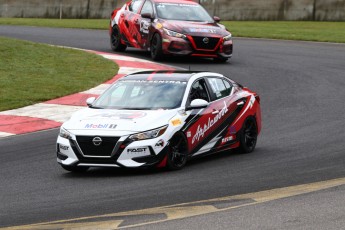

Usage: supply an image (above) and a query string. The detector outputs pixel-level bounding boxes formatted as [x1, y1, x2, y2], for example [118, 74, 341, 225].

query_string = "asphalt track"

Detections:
[1, 26, 345, 228]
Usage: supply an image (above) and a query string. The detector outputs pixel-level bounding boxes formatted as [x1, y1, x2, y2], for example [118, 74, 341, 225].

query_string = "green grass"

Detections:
[222, 21, 345, 43]
[0, 18, 108, 30]
[1, 18, 345, 43]
[0, 36, 118, 111]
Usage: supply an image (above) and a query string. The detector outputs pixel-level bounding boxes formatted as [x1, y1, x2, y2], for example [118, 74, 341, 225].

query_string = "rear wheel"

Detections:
[239, 117, 258, 153]
[61, 164, 89, 173]
[166, 133, 188, 170]
[110, 25, 127, 52]
[150, 33, 163, 61]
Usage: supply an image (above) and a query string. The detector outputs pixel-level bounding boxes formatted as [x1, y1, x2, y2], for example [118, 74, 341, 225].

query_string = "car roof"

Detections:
[152, 0, 199, 5]
[122, 70, 202, 81]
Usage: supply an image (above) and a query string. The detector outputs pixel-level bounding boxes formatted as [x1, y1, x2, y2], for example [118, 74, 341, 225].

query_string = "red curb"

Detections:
[105, 74, 126, 84]
[0, 115, 61, 134]
[114, 60, 175, 70]
[45, 93, 98, 106]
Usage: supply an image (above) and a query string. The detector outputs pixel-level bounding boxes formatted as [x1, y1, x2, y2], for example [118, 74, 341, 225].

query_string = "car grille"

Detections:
[192, 36, 220, 50]
[76, 136, 120, 157]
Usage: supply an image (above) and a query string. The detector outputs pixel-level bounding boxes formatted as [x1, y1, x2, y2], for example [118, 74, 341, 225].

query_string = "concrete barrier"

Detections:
[0, 0, 117, 19]
[0, 0, 344, 21]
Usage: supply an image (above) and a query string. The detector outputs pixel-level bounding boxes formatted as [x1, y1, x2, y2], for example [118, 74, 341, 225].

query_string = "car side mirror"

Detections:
[86, 97, 96, 107]
[213, 16, 221, 23]
[141, 13, 153, 20]
[186, 99, 209, 111]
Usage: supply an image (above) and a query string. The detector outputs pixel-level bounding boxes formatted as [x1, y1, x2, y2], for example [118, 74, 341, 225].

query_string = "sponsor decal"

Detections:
[127, 148, 147, 153]
[156, 23, 163, 29]
[229, 126, 236, 134]
[189, 28, 218, 33]
[155, 140, 165, 148]
[121, 80, 187, 84]
[59, 145, 69, 151]
[140, 20, 150, 34]
[222, 136, 234, 144]
[157, 3, 198, 7]
[187, 131, 192, 138]
[84, 124, 117, 129]
[171, 119, 182, 126]
[90, 111, 146, 120]
[192, 101, 228, 144]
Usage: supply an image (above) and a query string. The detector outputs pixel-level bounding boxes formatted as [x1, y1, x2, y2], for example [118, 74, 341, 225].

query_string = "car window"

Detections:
[155, 2, 213, 22]
[129, 0, 144, 13]
[93, 80, 187, 110]
[140, 0, 153, 15]
[207, 78, 232, 100]
[189, 79, 210, 103]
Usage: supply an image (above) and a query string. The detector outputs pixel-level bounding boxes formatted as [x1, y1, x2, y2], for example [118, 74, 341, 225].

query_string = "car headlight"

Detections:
[223, 34, 232, 41]
[129, 125, 168, 141]
[163, 28, 187, 39]
[59, 127, 72, 140]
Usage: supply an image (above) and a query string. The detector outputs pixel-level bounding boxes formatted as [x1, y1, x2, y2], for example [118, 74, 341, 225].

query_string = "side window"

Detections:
[129, 0, 144, 13]
[140, 0, 153, 15]
[189, 79, 210, 103]
[207, 78, 232, 100]
[223, 79, 232, 95]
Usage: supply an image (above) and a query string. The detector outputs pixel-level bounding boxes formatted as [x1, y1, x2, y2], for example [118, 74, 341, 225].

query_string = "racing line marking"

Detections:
[2, 177, 345, 230]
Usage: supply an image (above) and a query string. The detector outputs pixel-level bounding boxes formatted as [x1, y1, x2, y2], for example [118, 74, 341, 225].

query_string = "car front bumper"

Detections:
[56, 135, 169, 169]
[161, 34, 233, 59]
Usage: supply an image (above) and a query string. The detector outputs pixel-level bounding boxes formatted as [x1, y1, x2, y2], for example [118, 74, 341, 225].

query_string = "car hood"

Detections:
[63, 108, 177, 132]
[161, 20, 229, 37]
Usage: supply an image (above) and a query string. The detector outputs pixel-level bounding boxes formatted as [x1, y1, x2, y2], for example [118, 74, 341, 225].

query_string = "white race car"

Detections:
[57, 71, 261, 171]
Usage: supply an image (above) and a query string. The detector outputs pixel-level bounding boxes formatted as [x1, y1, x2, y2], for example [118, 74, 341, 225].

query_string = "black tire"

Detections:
[239, 117, 258, 153]
[213, 57, 228, 63]
[61, 164, 89, 173]
[110, 25, 127, 52]
[150, 33, 164, 61]
[166, 133, 188, 170]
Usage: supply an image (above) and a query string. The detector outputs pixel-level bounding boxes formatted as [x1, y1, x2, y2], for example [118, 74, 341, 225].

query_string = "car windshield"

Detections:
[92, 79, 187, 110]
[155, 3, 213, 22]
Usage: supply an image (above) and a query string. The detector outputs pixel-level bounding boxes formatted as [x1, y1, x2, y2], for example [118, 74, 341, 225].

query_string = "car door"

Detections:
[184, 77, 241, 156]
[182, 78, 217, 156]
[118, 0, 145, 48]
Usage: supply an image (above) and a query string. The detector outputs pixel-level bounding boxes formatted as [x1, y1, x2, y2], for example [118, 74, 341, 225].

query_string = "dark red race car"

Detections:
[110, 0, 233, 62]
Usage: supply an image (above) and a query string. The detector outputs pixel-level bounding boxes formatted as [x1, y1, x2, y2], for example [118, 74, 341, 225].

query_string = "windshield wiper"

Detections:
[120, 107, 149, 110]
[89, 105, 103, 109]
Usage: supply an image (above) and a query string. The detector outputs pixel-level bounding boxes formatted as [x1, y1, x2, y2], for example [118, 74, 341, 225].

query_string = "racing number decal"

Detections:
[140, 19, 150, 34]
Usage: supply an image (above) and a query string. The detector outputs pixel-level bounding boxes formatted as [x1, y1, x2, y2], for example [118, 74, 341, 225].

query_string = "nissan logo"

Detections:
[203, 37, 209, 44]
[92, 137, 102, 146]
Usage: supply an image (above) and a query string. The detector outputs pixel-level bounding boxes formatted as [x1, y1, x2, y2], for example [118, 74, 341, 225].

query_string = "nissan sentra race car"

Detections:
[110, 0, 233, 62]
[57, 71, 261, 172]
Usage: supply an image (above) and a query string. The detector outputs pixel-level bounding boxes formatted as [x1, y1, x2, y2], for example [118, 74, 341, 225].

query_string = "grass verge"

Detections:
[222, 21, 345, 43]
[0, 18, 108, 30]
[1, 18, 345, 43]
[0, 36, 118, 111]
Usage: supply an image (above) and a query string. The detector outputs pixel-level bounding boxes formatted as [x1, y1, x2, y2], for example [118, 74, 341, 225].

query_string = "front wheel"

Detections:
[61, 164, 89, 173]
[166, 133, 188, 170]
[150, 33, 164, 61]
[239, 117, 258, 153]
[110, 25, 127, 52]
